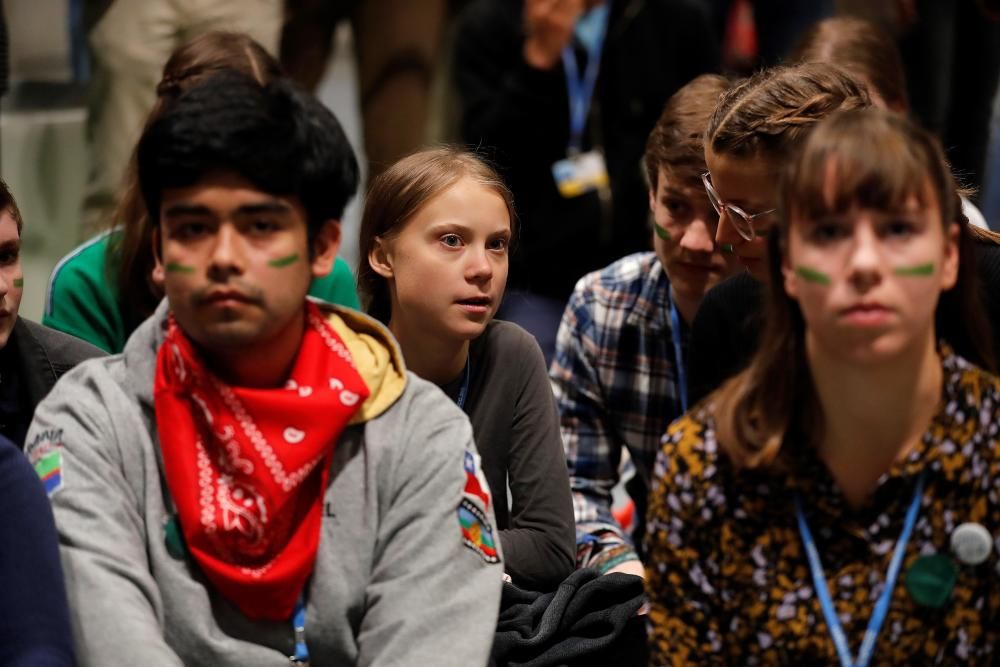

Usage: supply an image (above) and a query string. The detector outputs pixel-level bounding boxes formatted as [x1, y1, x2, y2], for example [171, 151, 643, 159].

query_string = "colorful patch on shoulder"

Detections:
[458, 498, 500, 564]
[26, 429, 64, 496]
[463, 450, 491, 511]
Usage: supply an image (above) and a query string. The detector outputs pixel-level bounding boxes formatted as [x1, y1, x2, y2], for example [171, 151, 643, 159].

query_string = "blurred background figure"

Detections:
[79, 0, 282, 231]
[837, 0, 1000, 200]
[455, 0, 719, 361]
[280, 0, 452, 180]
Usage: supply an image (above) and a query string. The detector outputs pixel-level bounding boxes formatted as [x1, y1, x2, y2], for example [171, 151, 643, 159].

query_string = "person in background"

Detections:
[45, 31, 360, 355]
[27, 72, 502, 665]
[359, 147, 575, 591]
[549, 74, 733, 577]
[0, 181, 103, 449]
[0, 434, 74, 666]
[81, 0, 282, 229]
[790, 14, 991, 231]
[646, 106, 1000, 664]
[454, 0, 719, 360]
[687, 63, 870, 403]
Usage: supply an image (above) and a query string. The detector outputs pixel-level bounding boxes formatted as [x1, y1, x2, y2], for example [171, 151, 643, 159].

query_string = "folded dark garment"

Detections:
[492, 568, 646, 667]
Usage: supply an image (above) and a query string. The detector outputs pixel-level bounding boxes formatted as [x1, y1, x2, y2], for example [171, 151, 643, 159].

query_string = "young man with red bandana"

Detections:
[25, 71, 503, 665]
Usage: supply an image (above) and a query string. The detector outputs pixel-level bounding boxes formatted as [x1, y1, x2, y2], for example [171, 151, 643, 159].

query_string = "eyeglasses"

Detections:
[701, 172, 776, 241]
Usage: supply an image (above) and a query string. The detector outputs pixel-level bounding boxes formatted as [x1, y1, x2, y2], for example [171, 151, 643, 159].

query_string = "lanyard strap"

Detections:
[794, 470, 927, 667]
[290, 594, 309, 664]
[561, 4, 611, 153]
[456, 358, 471, 410]
[667, 293, 688, 413]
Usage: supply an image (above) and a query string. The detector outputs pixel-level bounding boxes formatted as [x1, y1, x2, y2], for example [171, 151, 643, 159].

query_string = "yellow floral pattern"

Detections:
[644, 350, 1000, 665]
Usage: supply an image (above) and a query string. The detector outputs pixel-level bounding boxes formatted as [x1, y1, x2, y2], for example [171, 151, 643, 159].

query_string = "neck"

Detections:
[671, 289, 700, 325]
[389, 315, 469, 386]
[808, 330, 942, 507]
[202, 310, 306, 389]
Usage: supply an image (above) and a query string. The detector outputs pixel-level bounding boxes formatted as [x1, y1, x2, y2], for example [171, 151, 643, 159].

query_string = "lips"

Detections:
[456, 296, 492, 314]
[201, 290, 254, 306]
[840, 302, 893, 326]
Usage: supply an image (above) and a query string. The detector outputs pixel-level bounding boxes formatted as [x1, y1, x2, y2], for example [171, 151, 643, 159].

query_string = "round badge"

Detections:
[950, 522, 993, 566]
[905, 553, 958, 608]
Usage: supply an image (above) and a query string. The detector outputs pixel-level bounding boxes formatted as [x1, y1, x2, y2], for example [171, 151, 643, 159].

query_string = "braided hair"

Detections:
[706, 62, 870, 162]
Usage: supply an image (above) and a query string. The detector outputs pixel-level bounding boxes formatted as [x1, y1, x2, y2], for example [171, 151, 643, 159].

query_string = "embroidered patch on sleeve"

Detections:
[26, 429, 65, 496]
[463, 450, 491, 510]
[458, 498, 500, 564]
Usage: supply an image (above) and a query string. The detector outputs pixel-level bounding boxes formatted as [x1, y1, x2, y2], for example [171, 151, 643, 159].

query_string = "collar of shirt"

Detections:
[624, 256, 670, 332]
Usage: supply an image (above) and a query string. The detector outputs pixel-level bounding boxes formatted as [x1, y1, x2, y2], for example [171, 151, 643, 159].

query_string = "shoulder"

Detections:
[655, 406, 723, 490]
[18, 318, 107, 370]
[0, 434, 39, 497]
[479, 319, 543, 357]
[366, 372, 472, 457]
[45, 231, 116, 315]
[568, 252, 661, 317]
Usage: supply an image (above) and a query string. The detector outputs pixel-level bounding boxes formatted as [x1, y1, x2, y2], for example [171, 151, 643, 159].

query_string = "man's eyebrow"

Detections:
[162, 203, 214, 218]
[233, 202, 293, 216]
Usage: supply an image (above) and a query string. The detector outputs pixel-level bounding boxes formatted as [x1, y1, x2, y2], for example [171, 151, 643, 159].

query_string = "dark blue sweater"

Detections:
[0, 435, 75, 665]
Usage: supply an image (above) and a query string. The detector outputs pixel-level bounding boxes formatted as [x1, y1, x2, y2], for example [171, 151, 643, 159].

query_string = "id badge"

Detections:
[552, 150, 609, 198]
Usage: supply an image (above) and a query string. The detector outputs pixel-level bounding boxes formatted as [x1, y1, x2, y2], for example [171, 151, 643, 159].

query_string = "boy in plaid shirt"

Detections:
[551, 74, 735, 576]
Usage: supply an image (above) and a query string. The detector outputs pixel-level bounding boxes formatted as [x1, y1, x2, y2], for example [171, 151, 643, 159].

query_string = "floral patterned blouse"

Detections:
[644, 349, 1000, 665]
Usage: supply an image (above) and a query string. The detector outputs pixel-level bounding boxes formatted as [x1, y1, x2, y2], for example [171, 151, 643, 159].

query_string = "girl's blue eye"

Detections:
[441, 234, 462, 247]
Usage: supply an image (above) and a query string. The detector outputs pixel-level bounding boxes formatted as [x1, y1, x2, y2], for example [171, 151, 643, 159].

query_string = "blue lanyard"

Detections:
[456, 359, 471, 410]
[561, 3, 610, 153]
[667, 293, 688, 413]
[290, 595, 308, 664]
[794, 470, 927, 667]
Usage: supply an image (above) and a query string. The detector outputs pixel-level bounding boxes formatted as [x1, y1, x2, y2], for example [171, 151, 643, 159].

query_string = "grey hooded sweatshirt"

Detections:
[25, 301, 503, 666]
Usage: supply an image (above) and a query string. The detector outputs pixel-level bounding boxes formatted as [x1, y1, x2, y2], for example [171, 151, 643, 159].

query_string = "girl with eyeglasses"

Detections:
[646, 106, 1000, 665]
[688, 63, 871, 402]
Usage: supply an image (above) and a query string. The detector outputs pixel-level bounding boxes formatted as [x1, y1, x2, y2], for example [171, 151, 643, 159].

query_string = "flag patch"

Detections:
[458, 498, 499, 564]
[463, 450, 490, 510]
[35, 451, 63, 495]
[26, 428, 64, 496]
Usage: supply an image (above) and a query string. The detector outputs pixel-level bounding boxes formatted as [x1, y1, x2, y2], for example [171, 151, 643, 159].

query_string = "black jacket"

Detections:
[455, 0, 719, 301]
[3, 318, 105, 448]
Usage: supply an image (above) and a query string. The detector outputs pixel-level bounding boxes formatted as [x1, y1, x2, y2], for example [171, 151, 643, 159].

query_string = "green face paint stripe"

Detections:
[268, 253, 300, 268]
[165, 262, 195, 274]
[652, 224, 671, 241]
[12, 278, 22, 288]
[894, 263, 935, 277]
[795, 266, 832, 286]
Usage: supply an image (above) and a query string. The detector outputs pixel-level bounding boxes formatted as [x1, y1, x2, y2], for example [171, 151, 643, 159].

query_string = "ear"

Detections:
[940, 222, 960, 291]
[310, 219, 342, 278]
[648, 186, 656, 215]
[368, 236, 395, 280]
[151, 227, 165, 286]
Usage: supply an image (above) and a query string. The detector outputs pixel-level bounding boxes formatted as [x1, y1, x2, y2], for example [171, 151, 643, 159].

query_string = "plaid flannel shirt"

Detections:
[550, 253, 685, 572]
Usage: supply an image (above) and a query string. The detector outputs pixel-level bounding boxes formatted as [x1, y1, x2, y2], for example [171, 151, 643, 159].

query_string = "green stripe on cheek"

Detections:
[652, 224, 671, 242]
[268, 253, 300, 268]
[165, 263, 195, 274]
[795, 266, 832, 286]
[894, 263, 935, 277]
[12, 278, 22, 288]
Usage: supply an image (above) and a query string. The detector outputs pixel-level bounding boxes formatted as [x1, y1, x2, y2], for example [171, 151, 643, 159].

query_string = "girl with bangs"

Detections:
[645, 108, 1000, 664]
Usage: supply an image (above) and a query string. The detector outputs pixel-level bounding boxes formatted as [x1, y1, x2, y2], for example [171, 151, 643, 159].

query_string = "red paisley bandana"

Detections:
[154, 302, 369, 620]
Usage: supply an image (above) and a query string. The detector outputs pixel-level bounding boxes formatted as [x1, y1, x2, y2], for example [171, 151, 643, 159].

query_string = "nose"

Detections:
[680, 217, 716, 255]
[715, 209, 743, 247]
[846, 224, 883, 293]
[465, 246, 494, 284]
[207, 224, 245, 281]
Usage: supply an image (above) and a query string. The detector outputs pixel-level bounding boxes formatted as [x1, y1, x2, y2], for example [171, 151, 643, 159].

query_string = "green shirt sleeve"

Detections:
[42, 232, 127, 354]
[308, 256, 360, 310]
